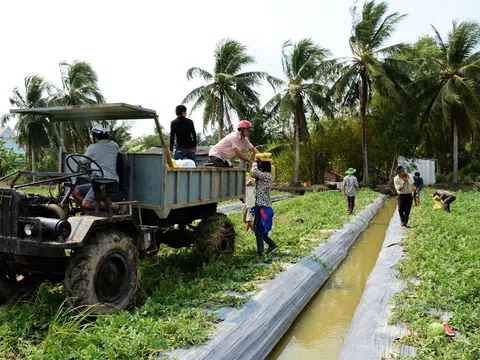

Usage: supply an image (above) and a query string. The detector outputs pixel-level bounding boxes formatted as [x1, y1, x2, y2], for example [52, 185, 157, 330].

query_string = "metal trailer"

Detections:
[0, 103, 245, 312]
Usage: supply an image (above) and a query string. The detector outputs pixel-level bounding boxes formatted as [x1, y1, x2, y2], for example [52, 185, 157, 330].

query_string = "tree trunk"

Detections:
[218, 127, 223, 142]
[292, 99, 305, 186]
[294, 119, 300, 185]
[453, 118, 458, 183]
[359, 70, 369, 182]
[218, 94, 224, 142]
[31, 147, 36, 182]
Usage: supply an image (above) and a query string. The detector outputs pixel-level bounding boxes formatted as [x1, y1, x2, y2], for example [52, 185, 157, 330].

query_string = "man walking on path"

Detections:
[209, 120, 258, 167]
[169, 105, 197, 162]
[343, 168, 359, 214]
[394, 165, 414, 228]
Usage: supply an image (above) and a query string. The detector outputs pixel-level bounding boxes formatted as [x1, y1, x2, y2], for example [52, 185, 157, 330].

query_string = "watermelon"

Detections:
[427, 322, 445, 338]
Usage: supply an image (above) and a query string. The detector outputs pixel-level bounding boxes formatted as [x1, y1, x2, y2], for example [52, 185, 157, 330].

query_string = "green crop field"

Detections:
[391, 189, 480, 359]
[0, 190, 378, 360]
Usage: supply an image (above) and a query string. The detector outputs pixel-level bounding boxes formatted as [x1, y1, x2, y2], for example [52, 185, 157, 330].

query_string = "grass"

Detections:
[22, 186, 52, 197]
[0, 189, 379, 359]
[0, 181, 52, 198]
[390, 189, 480, 359]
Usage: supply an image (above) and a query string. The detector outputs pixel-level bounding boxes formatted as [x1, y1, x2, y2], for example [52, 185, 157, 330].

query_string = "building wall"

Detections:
[324, 171, 343, 183]
[398, 156, 436, 185]
[0, 127, 25, 154]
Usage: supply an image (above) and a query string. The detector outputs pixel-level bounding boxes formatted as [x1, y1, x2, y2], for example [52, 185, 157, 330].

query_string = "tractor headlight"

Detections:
[55, 220, 72, 241]
[36, 218, 72, 241]
[24, 224, 35, 236]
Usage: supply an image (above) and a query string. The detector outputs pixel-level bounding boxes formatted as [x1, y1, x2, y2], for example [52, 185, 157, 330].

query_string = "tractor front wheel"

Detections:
[64, 229, 139, 314]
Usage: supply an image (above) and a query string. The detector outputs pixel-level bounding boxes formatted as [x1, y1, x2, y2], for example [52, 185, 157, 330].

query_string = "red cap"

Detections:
[237, 120, 252, 129]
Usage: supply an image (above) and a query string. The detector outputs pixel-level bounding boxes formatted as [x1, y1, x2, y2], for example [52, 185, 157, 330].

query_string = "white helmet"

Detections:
[92, 126, 110, 135]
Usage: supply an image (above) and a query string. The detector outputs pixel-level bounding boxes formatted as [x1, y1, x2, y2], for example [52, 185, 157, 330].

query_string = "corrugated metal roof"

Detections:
[10, 103, 157, 121]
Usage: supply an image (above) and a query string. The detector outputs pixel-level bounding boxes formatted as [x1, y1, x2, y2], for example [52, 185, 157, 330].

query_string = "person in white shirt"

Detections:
[394, 165, 414, 228]
[242, 175, 255, 231]
[342, 168, 359, 214]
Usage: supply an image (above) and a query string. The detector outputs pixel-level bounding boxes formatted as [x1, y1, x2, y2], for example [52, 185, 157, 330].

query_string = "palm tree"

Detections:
[264, 39, 334, 184]
[107, 121, 132, 149]
[182, 39, 266, 141]
[334, 1, 407, 182]
[51, 61, 106, 151]
[1, 75, 53, 178]
[414, 21, 480, 183]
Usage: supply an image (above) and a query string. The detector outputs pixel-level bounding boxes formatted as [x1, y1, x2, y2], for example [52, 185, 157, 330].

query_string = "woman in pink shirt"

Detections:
[209, 120, 259, 167]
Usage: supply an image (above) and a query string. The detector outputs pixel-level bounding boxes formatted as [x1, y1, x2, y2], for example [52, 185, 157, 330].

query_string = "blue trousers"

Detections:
[254, 214, 276, 255]
[174, 148, 196, 162]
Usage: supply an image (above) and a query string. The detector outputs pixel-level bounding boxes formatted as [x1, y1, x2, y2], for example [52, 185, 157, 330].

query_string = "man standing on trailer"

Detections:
[209, 120, 259, 167]
[169, 105, 197, 162]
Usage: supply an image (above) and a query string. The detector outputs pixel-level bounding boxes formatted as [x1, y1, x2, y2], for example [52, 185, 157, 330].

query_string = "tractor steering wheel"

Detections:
[65, 154, 105, 180]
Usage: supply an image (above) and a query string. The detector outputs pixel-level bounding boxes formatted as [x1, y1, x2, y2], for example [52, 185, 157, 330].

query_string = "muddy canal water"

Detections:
[269, 197, 397, 360]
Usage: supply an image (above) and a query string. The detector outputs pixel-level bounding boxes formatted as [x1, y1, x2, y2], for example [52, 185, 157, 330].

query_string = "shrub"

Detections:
[445, 172, 453, 183]
[460, 161, 480, 180]
[460, 175, 473, 185]
[274, 144, 328, 184]
[0, 139, 24, 176]
[435, 173, 448, 183]
[460, 161, 480, 174]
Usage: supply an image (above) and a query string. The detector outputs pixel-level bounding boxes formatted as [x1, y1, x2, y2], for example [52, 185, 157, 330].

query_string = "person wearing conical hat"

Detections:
[343, 168, 359, 214]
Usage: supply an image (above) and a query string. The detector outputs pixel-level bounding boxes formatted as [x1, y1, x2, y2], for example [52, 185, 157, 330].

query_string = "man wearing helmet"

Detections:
[209, 120, 259, 167]
[72, 126, 122, 212]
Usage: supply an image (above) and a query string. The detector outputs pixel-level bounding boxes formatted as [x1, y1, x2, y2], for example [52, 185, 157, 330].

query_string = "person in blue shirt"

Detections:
[413, 171, 424, 206]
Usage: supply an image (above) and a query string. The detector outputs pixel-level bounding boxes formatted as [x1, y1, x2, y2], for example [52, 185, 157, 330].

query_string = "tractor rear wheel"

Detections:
[64, 229, 139, 314]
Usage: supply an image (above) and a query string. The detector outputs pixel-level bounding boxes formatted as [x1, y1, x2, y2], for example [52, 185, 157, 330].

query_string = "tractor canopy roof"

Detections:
[10, 103, 157, 122]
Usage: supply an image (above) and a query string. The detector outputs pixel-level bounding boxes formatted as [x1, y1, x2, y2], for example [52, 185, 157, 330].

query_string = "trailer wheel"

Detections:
[194, 213, 235, 262]
[64, 229, 139, 314]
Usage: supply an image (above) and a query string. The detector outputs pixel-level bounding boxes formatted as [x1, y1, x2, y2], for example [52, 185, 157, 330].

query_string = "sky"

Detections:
[0, 0, 479, 139]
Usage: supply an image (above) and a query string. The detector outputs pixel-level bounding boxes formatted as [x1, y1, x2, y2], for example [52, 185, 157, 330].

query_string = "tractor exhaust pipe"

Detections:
[33, 204, 67, 219]
[31, 204, 67, 219]
[46, 204, 67, 219]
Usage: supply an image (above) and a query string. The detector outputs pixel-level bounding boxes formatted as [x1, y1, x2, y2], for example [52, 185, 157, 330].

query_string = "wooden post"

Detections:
[31, 148, 36, 182]
[51, 120, 66, 172]
[154, 114, 173, 168]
